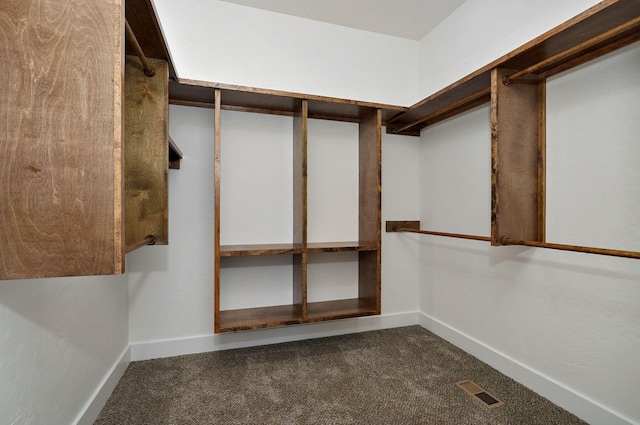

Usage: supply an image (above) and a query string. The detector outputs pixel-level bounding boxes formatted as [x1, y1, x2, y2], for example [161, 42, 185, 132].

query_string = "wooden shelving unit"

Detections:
[386, 0, 640, 137]
[386, 0, 640, 259]
[3, 0, 636, 293]
[191, 87, 387, 333]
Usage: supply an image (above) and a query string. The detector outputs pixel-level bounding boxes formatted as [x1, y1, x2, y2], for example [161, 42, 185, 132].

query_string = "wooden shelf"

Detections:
[386, 0, 640, 136]
[168, 136, 183, 169]
[125, 0, 177, 81]
[306, 298, 378, 322]
[218, 304, 302, 332]
[169, 79, 406, 124]
[386, 0, 640, 260]
[219, 242, 378, 257]
[217, 299, 378, 332]
[306, 241, 378, 253]
[220, 244, 304, 257]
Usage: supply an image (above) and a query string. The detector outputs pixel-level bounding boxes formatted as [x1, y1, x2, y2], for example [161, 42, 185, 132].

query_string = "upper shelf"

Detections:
[138, 0, 639, 136]
[125, 0, 177, 81]
[169, 79, 407, 124]
[386, 0, 640, 136]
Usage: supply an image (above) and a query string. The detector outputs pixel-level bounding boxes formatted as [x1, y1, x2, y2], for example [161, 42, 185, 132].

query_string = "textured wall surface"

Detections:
[0, 275, 128, 425]
[153, 0, 420, 106]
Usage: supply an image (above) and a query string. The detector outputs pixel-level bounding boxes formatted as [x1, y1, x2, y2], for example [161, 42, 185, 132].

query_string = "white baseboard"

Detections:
[130, 311, 419, 361]
[418, 312, 635, 425]
[73, 345, 131, 425]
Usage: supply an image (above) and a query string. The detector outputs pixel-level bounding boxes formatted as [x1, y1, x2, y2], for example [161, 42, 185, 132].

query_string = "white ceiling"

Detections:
[217, 0, 466, 40]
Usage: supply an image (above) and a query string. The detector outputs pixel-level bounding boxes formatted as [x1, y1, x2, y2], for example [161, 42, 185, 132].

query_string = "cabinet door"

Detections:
[0, 0, 124, 279]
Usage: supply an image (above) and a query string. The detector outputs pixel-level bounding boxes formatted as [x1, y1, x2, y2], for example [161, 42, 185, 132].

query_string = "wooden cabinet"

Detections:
[0, 0, 175, 279]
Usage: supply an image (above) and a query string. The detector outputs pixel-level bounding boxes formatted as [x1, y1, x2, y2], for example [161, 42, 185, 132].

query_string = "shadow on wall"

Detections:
[0, 273, 128, 359]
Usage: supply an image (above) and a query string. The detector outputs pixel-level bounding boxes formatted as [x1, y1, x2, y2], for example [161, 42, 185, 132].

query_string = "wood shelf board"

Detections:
[168, 136, 183, 169]
[125, 0, 177, 81]
[217, 299, 378, 332]
[218, 304, 302, 332]
[500, 0, 640, 74]
[169, 79, 406, 123]
[386, 221, 420, 232]
[387, 73, 491, 135]
[219, 242, 378, 256]
[306, 241, 378, 252]
[387, 0, 640, 135]
[220, 243, 304, 257]
[305, 298, 378, 322]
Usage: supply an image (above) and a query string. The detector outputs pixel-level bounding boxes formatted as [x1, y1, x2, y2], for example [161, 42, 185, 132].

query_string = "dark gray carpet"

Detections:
[95, 326, 587, 424]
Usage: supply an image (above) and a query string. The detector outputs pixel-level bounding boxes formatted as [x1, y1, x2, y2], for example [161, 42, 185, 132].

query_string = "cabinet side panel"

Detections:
[358, 109, 382, 312]
[359, 109, 382, 244]
[491, 68, 544, 245]
[293, 253, 307, 319]
[0, 0, 121, 279]
[293, 99, 308, 246]
[292, 100, 307, 318]
[124, 56, 169, 246]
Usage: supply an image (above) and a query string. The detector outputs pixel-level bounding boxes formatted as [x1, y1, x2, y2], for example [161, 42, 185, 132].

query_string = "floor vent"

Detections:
[456, 380, 505, 409]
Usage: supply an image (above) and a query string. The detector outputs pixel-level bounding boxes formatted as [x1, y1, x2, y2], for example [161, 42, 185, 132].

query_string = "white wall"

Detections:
[417, 1, 640, 423]
[418, 0, 600, 98]
[153, 0, 420, 106]
[0, 275, 129, 425]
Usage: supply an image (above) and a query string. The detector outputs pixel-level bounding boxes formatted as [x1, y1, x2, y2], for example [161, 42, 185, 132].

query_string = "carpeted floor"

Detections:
[95, 326, 587, 424]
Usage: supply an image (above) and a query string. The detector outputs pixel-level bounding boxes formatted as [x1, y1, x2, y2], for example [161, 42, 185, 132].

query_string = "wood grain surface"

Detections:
[0, 0, 123, 279]
[491, 68, 544, 245]
[124, 55, 168, 246]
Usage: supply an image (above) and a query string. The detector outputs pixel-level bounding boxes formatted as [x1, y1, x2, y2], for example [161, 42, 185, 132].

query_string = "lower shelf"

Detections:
[306, 298, 379, 322]
[218, 304, 302, 333]
[217, 298, 379, 333]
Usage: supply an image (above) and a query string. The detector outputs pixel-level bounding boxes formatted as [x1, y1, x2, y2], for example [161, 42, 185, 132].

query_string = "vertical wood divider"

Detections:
[114, 0, 125, 274]
[537, 80, 547, 243]
[293, 99, 308, 320]
[124, 56, 169, 246]
[213, 89, 222, 333]
[358, 108, 382, 313]
[491, 68, 546, 246]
